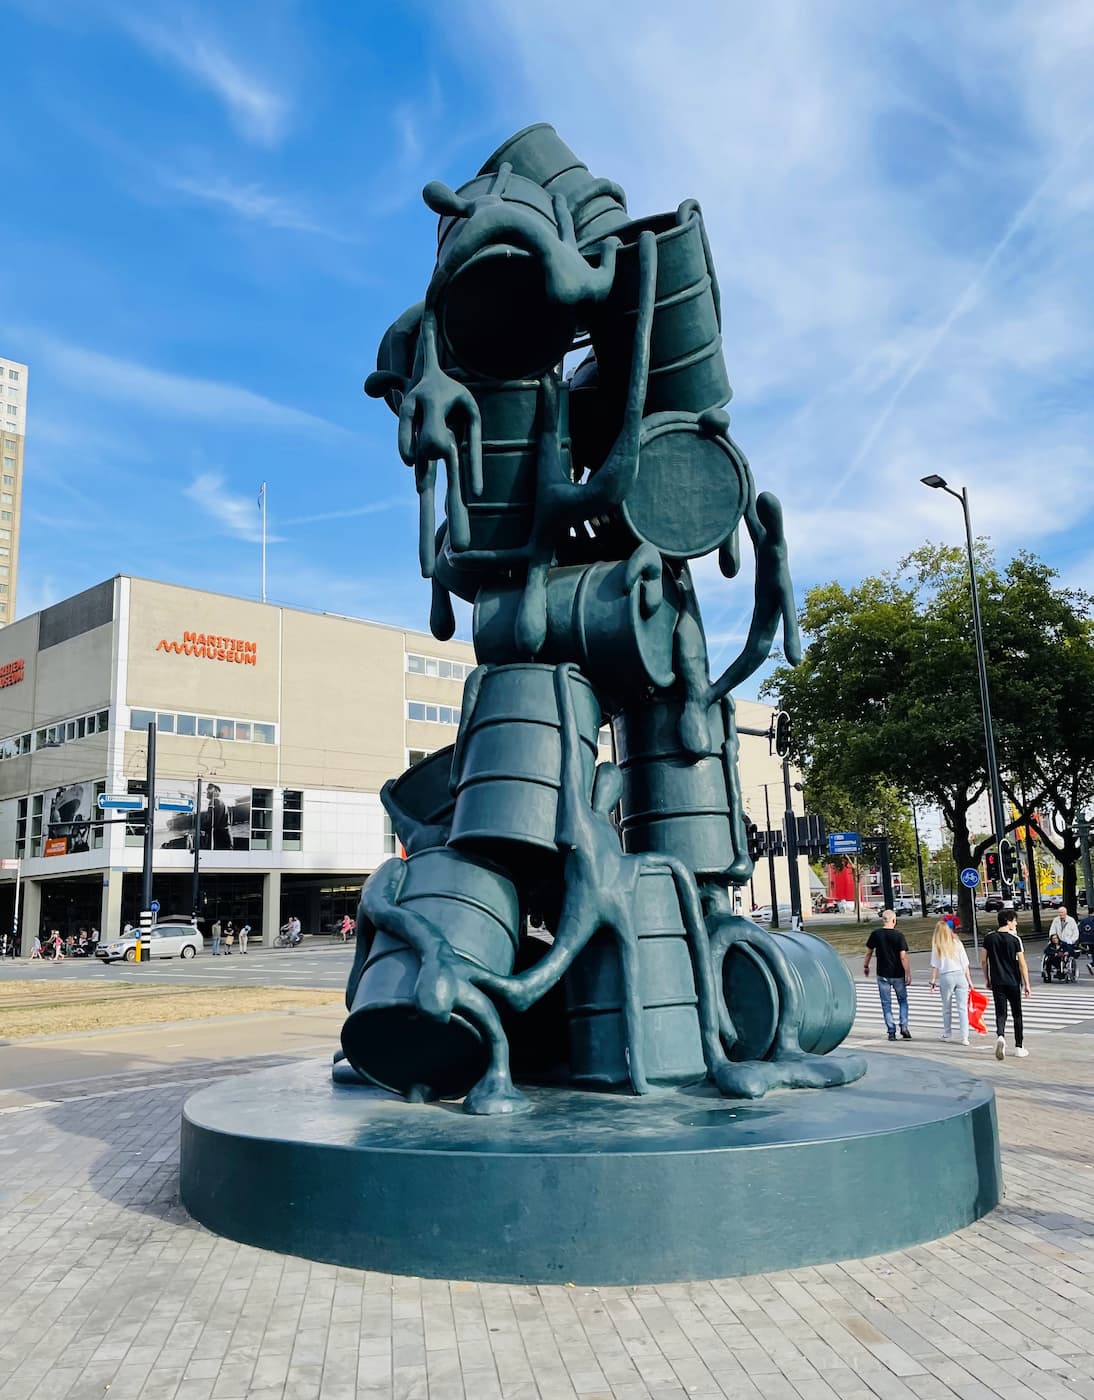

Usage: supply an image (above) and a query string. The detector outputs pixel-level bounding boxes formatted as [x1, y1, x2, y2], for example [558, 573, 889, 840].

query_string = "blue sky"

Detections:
[2, 1, 1093, 696]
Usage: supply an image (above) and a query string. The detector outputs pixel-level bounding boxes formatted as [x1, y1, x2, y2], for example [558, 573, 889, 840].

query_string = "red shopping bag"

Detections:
[968, 987, 988, 1036]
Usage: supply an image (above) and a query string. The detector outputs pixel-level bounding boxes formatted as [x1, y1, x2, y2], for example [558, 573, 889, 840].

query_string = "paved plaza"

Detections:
[1, 989, 1094, 1400]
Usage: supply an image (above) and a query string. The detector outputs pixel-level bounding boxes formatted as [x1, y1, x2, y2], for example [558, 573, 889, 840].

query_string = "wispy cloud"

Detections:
[158, 170, 356, 242]
[117, 15, 288, 146]
[284, 497, 413, 527]
[185, 471, 284, 544]
[35, 337, 340, 434]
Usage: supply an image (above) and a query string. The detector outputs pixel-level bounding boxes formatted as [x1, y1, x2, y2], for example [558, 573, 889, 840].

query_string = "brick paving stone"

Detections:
[4, 1037, 1094, 1398]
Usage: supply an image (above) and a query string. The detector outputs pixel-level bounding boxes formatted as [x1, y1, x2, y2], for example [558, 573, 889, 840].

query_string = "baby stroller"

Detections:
[1042, 938, 1079, 983]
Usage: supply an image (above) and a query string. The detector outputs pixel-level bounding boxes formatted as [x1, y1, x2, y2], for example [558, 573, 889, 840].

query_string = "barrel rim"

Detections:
[477, 122, 562, 176]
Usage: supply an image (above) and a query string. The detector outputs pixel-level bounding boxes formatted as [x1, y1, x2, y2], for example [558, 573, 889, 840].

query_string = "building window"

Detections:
[251, 788, 273, 849]
[282, 790, 303, 851]
[30, 794, 43, 858]
[253, 722, 275, 744]
[197, 716, 215, 737]
[15, 796, 26, 859]
[7, 369, 18, 382]
[176, 714, 196, 737]
[406, 701, 460, 725]
[383, 811, 398, 855]
[130, 709, 155, 731]
[92, 781, 106, 850]
[215, 718, 234, 740]
[235, 721, 252, 742]
[407, 749, 431, 767]
[125, 780, 146, 847]
[0, 515, 11, 523]
[406, 652, 475, 683]
[156, 713, 175, 734]
[1, 495, 12, 505]
[3, 459, 13, 470]
[98, 710, 109, 732]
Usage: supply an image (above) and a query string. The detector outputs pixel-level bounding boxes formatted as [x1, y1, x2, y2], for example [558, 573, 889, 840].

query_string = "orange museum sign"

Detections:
[0, 658, 25, 688]
[155, 632, 257, 665]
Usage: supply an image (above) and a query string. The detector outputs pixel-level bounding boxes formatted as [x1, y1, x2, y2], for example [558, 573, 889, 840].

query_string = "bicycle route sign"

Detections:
[959, 868, 980, 889]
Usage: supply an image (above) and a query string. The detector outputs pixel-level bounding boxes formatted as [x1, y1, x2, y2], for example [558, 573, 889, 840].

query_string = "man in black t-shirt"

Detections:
[981, 910, 1031, 1060]
[864, 910, 912, 1041]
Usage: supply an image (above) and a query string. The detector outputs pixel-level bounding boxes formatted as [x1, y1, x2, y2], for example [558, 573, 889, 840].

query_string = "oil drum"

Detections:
[449, 664, 601, 865]
[590, 200, 730, 417]
[564, 866, 706, 1089]
[340, 848, 521, 1099]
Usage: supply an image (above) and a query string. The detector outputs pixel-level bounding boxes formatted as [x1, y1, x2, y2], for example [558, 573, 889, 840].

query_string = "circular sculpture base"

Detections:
[180, 1054, 1000, 1285]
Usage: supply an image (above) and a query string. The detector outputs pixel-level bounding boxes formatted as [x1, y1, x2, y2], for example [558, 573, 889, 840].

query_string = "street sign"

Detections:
[0, 858, 19, 870]
[156, 797, 195, 814]
[960, 868, 980, 888]
[150, 900, 160, 914]
[98, 794, 145, 812]
[827, 832, 862, 855]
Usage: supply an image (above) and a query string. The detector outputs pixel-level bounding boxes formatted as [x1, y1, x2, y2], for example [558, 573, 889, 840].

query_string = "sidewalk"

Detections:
[1, 1024, 1093, 1398]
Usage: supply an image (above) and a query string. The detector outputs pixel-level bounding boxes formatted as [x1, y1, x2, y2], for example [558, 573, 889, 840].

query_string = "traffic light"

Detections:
[985, 851, 999, 882]
[774, 711, 792, 758]
[746, 820, 764, 862]
[1000, 839, 1016, 883]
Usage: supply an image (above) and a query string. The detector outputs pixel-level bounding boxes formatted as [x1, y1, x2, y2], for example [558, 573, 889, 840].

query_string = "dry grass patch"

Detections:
[0, 981, 341, 1039]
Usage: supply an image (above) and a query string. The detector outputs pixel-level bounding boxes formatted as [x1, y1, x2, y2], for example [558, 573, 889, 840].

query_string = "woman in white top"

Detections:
[929, 919, 973, 1044]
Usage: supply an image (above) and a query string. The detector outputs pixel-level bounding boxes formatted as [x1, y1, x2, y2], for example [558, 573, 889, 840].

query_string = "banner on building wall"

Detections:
[154, 781, 252, 851]
[44, 781, 94, 854]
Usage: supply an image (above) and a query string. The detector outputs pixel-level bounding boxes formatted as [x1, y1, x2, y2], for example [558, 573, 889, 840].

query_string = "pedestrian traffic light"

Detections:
[999, 839, 1016, 883]
[985, 850, 999, 882]
[746, 820, 764, 862]
[774, 711, 792, 758]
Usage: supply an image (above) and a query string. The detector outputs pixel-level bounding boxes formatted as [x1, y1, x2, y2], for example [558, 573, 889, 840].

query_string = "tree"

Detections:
[764, 543, 1094, 929]
[978, 553, 1094, 909]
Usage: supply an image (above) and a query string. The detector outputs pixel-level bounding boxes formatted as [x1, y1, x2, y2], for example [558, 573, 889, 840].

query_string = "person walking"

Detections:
[928, 919, 973, 1044]
[981, 909, 1031, 1059]
[238, 922, 250, 954]
[49, 929, 64, 962]
[30, 935, 43, 960]
[864, 908, 912, 1041]
[339, 913, 353, 942]
[211, 917, 222, 956]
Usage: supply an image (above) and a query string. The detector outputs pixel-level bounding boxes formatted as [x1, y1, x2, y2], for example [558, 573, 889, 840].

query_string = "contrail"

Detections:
[831, 117, 1094, 495]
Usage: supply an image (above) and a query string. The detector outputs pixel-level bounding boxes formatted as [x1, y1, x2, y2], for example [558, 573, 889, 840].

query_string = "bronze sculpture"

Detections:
[346, 123, 866, 1111]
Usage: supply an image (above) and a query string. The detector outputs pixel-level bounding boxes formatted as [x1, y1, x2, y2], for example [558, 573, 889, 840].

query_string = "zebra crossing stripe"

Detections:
[853, 983, 1094, 1034]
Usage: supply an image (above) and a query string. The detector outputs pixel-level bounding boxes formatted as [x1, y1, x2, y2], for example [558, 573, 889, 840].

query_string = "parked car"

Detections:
[96, 922, 203, 963]
[873, 898, 917, 917]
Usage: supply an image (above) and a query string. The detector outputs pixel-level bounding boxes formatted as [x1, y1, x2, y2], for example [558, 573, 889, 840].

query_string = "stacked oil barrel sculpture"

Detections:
[345, 124, 866, 1111]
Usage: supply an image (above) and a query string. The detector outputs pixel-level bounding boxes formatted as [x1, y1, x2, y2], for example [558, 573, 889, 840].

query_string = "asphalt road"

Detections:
[0, 939, 353, 989]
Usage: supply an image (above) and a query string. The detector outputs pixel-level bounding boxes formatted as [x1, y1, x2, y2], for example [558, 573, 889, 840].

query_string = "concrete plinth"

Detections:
[180, 1054, 1000, 1285]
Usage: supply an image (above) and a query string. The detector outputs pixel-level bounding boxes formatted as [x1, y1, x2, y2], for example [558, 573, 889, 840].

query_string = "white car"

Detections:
[96, 922, 204, 963]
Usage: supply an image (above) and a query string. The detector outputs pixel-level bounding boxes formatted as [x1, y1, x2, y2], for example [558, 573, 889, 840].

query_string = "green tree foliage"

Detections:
[765, 544, 1094, 926]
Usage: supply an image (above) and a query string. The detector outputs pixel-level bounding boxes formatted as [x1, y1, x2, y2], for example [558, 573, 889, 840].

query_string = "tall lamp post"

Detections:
[920, 475, 1011, 900]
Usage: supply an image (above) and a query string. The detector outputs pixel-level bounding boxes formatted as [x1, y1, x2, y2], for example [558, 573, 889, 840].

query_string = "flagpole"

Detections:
[260, 481, 267, 603]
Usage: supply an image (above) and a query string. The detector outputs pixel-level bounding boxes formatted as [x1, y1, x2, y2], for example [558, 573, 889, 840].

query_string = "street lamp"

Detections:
[920, 474, 1010, 900]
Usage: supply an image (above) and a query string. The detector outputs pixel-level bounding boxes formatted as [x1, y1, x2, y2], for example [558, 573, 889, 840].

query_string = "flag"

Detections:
[258, 481, 266, 510]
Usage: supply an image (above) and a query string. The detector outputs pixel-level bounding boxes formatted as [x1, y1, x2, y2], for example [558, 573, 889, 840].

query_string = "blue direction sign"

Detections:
[150, 900, 160, 914]
[827, 831, 862, 856]
[156, 797, 195, 814]
[960, 867, 980, 889]
[97, 794, 145, 812]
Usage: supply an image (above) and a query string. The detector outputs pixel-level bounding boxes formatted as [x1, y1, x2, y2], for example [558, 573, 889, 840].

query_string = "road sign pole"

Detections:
[763, 785, 779, 930]
[192, 776, 202, 925]
[141, 721, 156, 917]
[12, 858, 20, 955]
[781, 755, 803, 929]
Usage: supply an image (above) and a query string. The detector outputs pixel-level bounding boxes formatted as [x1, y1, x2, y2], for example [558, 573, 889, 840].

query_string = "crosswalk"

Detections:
[852, 981, 1094, 1037]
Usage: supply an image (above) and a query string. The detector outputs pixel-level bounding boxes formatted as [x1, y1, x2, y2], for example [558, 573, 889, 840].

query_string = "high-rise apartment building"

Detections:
[0, 355, 25, 626]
